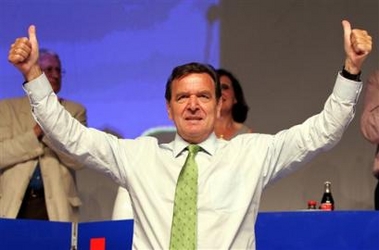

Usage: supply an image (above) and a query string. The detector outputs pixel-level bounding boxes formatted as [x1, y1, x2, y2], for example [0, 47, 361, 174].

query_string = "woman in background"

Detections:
[215, 68, 253, 140]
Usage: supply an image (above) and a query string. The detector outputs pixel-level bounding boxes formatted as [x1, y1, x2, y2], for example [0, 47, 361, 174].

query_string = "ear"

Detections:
[166, 101, 173, 120]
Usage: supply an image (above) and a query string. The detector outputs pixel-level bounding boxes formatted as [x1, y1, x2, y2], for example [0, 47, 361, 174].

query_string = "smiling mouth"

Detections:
[185, 117, 202, 121]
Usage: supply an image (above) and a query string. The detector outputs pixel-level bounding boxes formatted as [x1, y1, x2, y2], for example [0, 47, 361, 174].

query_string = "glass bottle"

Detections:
[319, 181, 334, 211]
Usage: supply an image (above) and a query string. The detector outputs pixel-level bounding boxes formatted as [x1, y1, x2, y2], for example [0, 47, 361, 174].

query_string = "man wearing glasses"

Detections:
[0, 49, 87, 222]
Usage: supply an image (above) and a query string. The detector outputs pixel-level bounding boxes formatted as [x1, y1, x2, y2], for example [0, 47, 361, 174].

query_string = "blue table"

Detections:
[256, 211, 379, 250]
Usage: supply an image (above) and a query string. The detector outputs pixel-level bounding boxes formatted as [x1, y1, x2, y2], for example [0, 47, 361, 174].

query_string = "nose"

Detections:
[188, 95, 199, 110]
[49, 69, 61, 79]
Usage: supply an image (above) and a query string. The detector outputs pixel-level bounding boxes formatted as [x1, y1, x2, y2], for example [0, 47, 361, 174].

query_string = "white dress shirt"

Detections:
[24, 73, 361, 249]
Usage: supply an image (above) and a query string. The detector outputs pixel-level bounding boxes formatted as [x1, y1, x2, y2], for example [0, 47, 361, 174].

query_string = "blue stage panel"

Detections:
[256, 211, 379, 250]
[78, 219, 134, 250]
[0, 218, 71, 250]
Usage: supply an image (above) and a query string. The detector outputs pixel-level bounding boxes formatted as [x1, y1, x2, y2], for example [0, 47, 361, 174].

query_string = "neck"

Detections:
[215, 114, 238, 140]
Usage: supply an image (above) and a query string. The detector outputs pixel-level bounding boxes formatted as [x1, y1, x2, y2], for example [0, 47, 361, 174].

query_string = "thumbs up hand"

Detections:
[8, 25, 42, 81]
[342, 20, 372, 75]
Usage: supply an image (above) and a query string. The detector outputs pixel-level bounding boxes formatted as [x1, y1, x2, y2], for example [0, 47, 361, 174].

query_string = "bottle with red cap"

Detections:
[307, 200, 317, 210]
[319, 181, 334, 211]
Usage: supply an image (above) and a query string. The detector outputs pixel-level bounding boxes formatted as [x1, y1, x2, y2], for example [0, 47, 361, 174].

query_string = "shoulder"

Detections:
[241, 124, 253, 133]
[124, 135, 173, 155]
[234, 123, 252, 136]
[60, 98, 86, 112]
[0, 96, 29, 109]
[223, 132, 273, 155]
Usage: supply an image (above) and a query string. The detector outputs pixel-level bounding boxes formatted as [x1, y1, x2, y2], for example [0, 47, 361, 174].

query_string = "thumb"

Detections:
[342, 20, 351, 45]
[28, 25, 39, 49]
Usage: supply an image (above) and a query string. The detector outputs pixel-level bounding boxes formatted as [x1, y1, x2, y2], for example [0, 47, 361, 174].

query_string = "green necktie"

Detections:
[169, 144, 200, 250]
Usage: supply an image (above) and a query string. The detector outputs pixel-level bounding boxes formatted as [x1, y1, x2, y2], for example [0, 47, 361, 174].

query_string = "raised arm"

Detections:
[8, 25, 129, 183]
[265, 21, 372, 183]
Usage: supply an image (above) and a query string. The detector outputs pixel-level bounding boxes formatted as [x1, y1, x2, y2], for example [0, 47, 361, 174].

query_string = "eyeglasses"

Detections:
[41, 66, 66, 76]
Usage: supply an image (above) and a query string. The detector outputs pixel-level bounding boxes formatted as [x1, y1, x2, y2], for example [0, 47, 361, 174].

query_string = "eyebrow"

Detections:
[174, 89, 213, 97]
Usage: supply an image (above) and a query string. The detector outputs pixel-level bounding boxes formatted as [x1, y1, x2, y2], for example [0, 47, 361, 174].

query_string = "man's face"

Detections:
[166, 73, 221, 144]
[39, 54, 62, 94]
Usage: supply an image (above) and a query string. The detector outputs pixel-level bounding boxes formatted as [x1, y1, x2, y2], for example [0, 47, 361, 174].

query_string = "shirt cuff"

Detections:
[333, 72, 362, 103]
[22, 73, 54, 104]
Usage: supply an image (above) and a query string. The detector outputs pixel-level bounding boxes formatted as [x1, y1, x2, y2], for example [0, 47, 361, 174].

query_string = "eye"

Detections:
[221, 83, 230, 90]
[198, 93, 211, 102]
[43, 67, 53, 73]
[176, 94, 189, 103]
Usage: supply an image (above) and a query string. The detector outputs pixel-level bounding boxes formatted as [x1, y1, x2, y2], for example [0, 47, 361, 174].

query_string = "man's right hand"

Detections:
[8, 25, 42, 82]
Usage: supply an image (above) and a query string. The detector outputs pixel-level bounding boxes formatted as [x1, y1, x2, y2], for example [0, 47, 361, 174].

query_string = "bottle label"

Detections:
[320, 203, 332, 211]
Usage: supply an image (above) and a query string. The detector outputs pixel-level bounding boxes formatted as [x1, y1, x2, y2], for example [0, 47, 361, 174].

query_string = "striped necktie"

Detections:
[169, 144, 200, 250]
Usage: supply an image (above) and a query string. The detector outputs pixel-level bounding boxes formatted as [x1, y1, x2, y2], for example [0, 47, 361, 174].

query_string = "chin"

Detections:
[51, 85, 61, 93]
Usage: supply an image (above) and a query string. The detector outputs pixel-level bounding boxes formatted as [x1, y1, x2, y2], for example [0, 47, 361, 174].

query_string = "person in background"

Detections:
[8, 20, 372, 249]
[215, 68, 252, 139]
[0, 48, 87, 221]
[360, 69, 379, 210]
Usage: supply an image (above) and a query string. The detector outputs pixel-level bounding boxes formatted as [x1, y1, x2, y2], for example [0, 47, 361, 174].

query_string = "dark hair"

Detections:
[165, 62, 221, 102]
[216, 68, 249, 123]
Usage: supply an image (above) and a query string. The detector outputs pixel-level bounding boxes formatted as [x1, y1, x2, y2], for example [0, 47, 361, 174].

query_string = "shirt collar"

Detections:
[172, 132, 218, 158]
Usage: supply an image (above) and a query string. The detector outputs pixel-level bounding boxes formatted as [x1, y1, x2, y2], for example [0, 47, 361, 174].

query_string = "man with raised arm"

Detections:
[8, 21, 372, 249]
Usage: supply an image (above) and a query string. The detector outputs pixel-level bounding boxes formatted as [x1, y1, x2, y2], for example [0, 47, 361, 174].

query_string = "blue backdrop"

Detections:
[0, 0, 219, 138]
